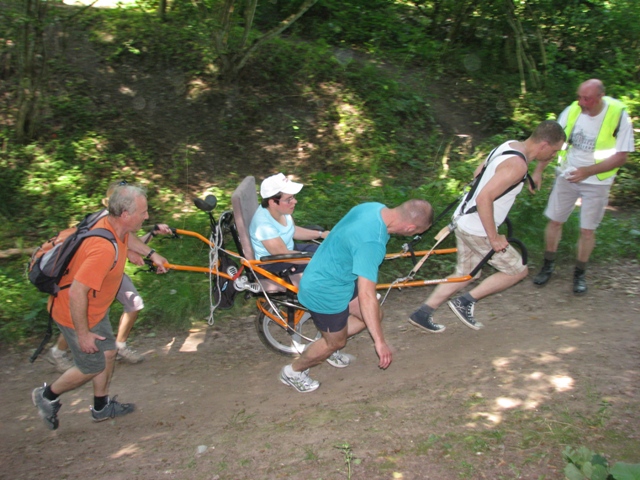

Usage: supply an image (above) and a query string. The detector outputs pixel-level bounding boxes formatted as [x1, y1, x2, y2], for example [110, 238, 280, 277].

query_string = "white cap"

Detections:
[260, 173, 303, 199]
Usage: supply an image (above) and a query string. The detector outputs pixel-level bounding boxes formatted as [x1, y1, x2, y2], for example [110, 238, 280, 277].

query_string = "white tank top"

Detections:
[453, 141, 526, 237]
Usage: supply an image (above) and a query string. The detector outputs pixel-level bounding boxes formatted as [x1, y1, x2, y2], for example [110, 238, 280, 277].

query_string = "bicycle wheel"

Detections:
[255, 299, 320, 357]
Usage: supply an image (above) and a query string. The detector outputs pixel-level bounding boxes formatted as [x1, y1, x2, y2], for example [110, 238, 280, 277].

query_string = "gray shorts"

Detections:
[454, 228, 526, 277]
[544, 176, 611, 230]
[116, 274, 144, 313]
[57, 314, 116, 375]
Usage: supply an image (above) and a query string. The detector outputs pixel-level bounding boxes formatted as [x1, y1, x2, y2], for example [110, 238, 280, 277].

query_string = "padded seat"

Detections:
[231, 176, 302, 293]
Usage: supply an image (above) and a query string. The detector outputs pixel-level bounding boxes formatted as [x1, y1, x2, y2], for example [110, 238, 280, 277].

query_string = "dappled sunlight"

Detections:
[472, 411, 503, 424]
[63, 0, 137, 8]
[119, 86, 135, 96]
[551, 375, 574, 392]
[553, 319, 584, 328]
[534, 352, 562, 364]
[495, 397, 522, 409]
[163, 337, 176, 354]
[187, 78, 212, 100]
[468, 348, 581, 425]
[110, 443, 141, 459]
[179, 327, 206, 352]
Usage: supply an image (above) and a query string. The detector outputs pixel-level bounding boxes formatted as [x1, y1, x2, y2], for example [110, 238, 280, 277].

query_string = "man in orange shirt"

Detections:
[32, 184, 154, 430]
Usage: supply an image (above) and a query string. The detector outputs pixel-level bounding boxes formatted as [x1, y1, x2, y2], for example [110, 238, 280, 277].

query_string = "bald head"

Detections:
[581, 79, 605, 95]
[387, 199, 434, 236]
[577, 79, 605, 116]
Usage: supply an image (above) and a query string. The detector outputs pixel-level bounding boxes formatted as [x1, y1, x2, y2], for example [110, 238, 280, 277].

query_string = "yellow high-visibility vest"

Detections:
[559, 96, 626, 181]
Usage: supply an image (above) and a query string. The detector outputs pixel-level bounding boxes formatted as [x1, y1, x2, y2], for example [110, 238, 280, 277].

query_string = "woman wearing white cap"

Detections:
[250, 173, 350, 370]
[249, 173, 329, 275]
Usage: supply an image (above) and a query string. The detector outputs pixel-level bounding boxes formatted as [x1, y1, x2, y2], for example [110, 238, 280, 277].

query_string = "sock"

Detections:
[462, 292, 477, 303]
[43, 384, 60, 402]
[50, 345, 63, 356]
[576, 261, 587, 272]
[543, 251, 556, 262]
[116, 341, 127, 350]
[285, 364, 300, 376]
[94, 395, 109, 411]
[417, 304, 434, 316]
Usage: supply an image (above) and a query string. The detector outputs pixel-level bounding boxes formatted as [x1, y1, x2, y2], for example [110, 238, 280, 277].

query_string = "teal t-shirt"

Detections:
[249, 206, 295, 260]
[298, 203, 389, 314]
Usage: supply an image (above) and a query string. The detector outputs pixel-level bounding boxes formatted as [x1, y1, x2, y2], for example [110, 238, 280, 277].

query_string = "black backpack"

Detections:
[27, 209, 118, 362]
[213, 253, 238, 309]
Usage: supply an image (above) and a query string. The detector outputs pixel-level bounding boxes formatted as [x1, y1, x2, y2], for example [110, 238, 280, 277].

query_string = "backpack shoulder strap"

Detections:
[461, 149, 529, 216]
[57, 229, 119, 292]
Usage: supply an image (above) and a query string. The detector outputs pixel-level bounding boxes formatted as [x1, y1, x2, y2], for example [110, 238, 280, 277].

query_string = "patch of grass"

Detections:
[226, 409, 255, 430]
[303, 445, 318, 461]
[457, 460, 475, 478]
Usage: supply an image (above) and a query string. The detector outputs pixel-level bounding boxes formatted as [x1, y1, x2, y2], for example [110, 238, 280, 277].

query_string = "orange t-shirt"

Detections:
[48, 216, 128, 329]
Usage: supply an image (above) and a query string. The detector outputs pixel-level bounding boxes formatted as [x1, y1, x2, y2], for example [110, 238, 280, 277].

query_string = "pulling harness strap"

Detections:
[458, 149, 533, 217]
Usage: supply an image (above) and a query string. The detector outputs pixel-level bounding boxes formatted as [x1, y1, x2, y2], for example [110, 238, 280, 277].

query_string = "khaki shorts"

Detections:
[57, 313, 116, 375]
[544, 176, 611, 230]
[454, 228, 526, 277]
[116, 274, 144, 313]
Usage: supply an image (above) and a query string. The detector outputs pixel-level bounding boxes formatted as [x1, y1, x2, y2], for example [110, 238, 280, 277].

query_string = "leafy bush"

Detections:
[563, 445, 640, 480]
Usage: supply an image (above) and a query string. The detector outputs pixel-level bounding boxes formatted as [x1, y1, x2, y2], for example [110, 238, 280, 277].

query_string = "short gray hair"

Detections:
[108, 184, 147, 217]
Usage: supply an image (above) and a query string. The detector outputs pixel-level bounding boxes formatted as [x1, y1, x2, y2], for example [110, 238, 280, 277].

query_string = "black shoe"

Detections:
[448, 296, 484, 330]
[533, 259, 555, 286]
[573, 269, 587, 294]
[409, 308, 446, 333]
[90, 396, 135, 422]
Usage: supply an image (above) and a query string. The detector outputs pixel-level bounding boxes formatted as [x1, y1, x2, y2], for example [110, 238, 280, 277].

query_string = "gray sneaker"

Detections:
[90, 396, 135, 422]
[46, 348, 74, 373]
[448, 296, 484, 330]
[279, 366, 320, 393]
[32, 385, 61, 430]
[326, 350, 351, 368]
[116, 345, 144, 364]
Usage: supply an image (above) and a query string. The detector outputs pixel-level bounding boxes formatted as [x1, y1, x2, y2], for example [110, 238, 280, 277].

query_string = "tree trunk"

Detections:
[15, 0, 49, 143]
[208, 0, 319, 81]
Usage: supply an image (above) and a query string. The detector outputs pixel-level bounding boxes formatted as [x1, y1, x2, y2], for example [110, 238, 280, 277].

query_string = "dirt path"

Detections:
[1, 262, 639, 480]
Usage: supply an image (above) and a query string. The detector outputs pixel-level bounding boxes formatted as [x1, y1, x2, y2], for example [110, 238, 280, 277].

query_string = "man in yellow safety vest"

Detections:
[532, 79, 635, 294]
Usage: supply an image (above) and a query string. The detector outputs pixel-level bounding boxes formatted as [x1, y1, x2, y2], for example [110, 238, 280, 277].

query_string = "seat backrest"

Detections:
[231, 176, 259, 261]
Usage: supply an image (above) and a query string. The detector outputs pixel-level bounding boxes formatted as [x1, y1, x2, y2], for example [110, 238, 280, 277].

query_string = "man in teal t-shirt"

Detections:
[279, 200, 434, 393]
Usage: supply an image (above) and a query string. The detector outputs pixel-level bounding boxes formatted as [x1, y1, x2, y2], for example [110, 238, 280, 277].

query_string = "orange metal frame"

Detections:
[159, 228, 468, 331]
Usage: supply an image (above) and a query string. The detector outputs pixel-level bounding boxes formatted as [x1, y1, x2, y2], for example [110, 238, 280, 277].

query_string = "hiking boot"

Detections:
[46, 348, 74, 373]
[573, 268, 587, 294]
[448, 296, 484, 330]
[326, 350, 351, 368]
[409, 308, 446, 333]
[116, 345, 144, 364]
[32, 385, 61, 430]
[90, 396, 135, 422]
[533, 259, 555, 286]
[279, 366, 320, 393]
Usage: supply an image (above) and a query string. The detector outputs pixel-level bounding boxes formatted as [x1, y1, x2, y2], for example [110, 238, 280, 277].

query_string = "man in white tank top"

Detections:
[409, 121, 566, 333]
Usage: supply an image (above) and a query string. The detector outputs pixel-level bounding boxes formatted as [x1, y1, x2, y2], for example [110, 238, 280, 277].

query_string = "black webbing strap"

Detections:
[460, 149, 529, 216]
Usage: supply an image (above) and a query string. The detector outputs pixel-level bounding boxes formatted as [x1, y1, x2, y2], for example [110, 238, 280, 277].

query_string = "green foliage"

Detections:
[562, 445, 640, 480]
[1, 0, 639, 345]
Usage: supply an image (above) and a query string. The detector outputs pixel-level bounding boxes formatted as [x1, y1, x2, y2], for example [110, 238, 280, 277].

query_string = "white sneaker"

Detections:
[46, 349, 73, 373]
[279, 365, 320, 393]
[116, 345, 144, 364]
[326, 350, 352, 368]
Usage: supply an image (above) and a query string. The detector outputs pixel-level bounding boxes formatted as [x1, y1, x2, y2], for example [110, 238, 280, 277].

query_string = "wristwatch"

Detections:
[146, 249, 156, 259]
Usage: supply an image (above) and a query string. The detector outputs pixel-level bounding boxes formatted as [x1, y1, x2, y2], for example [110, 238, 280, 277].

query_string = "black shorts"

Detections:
[310, 281, 358, 333]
